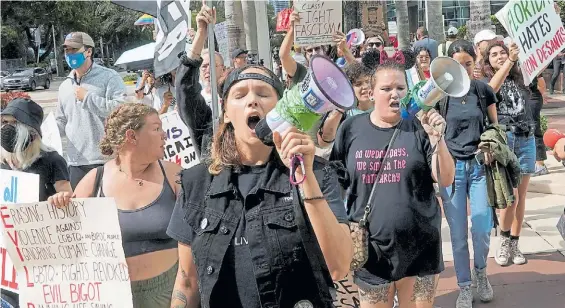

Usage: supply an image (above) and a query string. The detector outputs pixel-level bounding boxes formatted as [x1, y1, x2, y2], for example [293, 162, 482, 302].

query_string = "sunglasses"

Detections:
[367, 42, 383, 48]
[305, 47, 322, 53]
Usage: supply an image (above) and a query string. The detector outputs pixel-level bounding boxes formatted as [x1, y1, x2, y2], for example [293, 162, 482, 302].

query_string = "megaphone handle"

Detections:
[416, 110, 445, 136]
[290, 154, 306, 185]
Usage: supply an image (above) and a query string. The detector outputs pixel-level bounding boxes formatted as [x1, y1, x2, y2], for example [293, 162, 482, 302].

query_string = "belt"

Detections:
[499, 124, 531, 136]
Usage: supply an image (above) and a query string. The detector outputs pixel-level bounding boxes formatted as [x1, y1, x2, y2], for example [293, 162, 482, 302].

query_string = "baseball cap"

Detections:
[231, 48, 248, 59]
[2, 98, 44, 137]
[447, 27, 459, 36]
[474, 29, 497, 46]
[63, 32, 95, 49]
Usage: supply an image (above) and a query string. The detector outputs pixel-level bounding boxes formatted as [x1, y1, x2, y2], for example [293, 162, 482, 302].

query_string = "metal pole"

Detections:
[207, 0, 219, 134]
[52, 25, 59, 76]
[424, 0, 429, 30]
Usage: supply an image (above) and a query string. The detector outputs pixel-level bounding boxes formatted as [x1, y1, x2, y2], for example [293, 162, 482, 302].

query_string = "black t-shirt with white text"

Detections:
[1, 150, 69, 201]
[444, 82, 497, 160]
[330, 114, 443, 281]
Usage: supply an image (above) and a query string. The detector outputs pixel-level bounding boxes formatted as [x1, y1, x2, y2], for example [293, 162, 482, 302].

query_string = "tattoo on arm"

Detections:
[359, 284, 391, 304]
[172, 289, 188, 308]
[180, 266, 189, 279]
[411, 275, 437, 303]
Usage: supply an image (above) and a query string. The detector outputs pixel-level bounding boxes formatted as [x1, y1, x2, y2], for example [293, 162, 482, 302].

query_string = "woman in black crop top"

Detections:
[166, 6, 352, 308]
[49, 103, 182, 308]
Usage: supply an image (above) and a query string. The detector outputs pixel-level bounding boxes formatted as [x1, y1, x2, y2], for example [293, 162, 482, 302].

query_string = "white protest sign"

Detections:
[41, 113, 63, 156]
[2, 198, 133, 308]
[160, 111, 200, 169]
[0, 170, 39, 294]
[294, 0, 343, 46]
[333, 273, 360, 308]
[215, 21, 230, 67]
[495, 0, 565, 85]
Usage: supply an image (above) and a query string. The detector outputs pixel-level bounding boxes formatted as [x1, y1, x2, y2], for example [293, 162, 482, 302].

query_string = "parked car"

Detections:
[0, 71, 10, 90]
[1, 67, 51, 91]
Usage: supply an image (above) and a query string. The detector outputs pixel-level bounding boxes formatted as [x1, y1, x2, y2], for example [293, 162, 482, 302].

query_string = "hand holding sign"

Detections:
[508, 42, 520, 62]
[290, 10, 301, 27]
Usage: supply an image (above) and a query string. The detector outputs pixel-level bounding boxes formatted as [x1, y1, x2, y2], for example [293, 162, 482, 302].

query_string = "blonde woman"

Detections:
[1, 98, 72, 307]
[49, 103, 181, 308]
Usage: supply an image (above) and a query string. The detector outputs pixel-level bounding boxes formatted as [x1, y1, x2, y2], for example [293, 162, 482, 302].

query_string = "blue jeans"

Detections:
[441, 159, 493, 287]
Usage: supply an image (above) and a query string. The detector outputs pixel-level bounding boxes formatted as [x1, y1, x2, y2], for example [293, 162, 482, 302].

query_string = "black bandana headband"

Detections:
[222, 65, 285, 100]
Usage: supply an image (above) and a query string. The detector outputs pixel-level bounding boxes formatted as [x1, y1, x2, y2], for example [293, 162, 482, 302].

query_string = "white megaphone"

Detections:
[255, 55, 356, 146]
[401, 56, 471, 122]
[346, 29, 366, 47]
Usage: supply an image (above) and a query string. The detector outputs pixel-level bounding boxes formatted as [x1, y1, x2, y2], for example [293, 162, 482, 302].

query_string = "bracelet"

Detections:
[509, 59, 518, 63]
[303, 195, 325, 201]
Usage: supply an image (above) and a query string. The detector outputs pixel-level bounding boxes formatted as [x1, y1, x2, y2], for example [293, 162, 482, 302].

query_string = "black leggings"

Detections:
[528, 97, 547, 161]
[550, 57, 564, 91]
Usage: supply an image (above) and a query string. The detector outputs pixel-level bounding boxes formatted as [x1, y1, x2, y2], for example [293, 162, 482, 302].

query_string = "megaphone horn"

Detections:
[255, 55, 356, 145]
[346, 29, 365, 47]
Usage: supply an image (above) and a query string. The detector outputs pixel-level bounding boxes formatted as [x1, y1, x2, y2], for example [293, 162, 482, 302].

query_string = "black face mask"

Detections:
[1, 124, 32, 153]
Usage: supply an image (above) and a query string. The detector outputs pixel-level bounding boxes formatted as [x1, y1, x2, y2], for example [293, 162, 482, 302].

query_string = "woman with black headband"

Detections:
[168, 5, 352, 308]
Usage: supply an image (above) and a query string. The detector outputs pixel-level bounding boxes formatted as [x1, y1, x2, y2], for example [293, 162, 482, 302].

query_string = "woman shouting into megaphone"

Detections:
[330, 61, 455, 308]
[169, 4, 352, 308]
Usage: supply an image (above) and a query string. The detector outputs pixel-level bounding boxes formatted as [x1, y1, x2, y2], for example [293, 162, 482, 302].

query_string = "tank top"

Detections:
[92, 161, 178, 258]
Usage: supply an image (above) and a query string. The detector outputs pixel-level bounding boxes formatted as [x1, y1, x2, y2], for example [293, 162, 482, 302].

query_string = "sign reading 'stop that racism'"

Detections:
[293, 0, 342, 46]
[495, 0, 565, 85]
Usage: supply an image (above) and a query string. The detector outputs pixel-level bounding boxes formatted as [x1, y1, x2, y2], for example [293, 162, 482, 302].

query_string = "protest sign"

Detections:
[333, 273, 360, 308]
[276, 8, 293, 32]
[154, 0, 191, 77]
[293, 0, 342, 46]
[41, 113, 63, 156]
[160, 111, 200, 169]
[495, 0, 565, 85]
[215, 21, 230, 67]
[2, 198, 133, 308]
[1, 170, 39, 294]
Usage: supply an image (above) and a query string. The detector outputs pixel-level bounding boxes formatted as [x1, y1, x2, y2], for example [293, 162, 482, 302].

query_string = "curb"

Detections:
[528, 182, 565, 196]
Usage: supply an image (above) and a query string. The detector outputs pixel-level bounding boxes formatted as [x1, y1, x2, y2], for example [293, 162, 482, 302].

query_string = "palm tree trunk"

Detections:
[241, 0, 258, 59]
[343, 1, 360, 31]
[426, 0, 444, 42]
[395, 0, 410, 49]
[467, 0, 492, 42]
[225, 0, 246, 57]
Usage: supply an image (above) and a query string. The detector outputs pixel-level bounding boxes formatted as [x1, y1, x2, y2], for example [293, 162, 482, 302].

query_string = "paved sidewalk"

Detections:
[437, 191, 565, 307]
[529, 155, 565, 196]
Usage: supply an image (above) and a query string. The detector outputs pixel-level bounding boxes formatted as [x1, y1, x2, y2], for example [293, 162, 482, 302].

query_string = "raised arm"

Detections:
[280, 10, 300, 77]
[176, 5, 215, 159]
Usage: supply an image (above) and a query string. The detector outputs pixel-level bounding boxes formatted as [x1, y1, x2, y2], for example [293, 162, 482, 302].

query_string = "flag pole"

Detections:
[207, 0, 219, 134]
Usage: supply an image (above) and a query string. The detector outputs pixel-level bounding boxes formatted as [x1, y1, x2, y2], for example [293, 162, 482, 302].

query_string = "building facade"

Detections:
[385, 0, 509, 33]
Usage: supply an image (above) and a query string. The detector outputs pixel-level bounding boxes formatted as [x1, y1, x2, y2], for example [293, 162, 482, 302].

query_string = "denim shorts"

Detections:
[506, 132, 535, 175]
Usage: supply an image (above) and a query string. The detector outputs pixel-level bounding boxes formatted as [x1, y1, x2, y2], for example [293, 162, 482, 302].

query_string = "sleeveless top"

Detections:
[93, 161, 178, 258]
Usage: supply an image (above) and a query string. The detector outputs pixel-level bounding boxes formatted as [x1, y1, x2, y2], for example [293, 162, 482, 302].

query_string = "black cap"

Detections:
[231, 48, 248, 59]
[2, 98, 44, 137]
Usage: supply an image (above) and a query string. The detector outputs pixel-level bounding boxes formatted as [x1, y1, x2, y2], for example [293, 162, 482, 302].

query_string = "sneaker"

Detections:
[473, 268, 494, 302]
[511, 238, 527, 265]
[532, 164, 549, 177]
[495, 236, 511, 266]
[456, 285, 474, 308]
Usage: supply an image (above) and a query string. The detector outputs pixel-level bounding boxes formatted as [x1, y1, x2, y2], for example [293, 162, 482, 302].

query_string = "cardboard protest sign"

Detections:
[333, 273, 360, 308]
[41, 113, 63, 156]
[0, 170, 39, 294]
[2, 198, 133, 308]
[160, 111, 200, 169]
[293, 0, 342, 46]
[215, 21, 230, 67]
[495, 0, 565, 85]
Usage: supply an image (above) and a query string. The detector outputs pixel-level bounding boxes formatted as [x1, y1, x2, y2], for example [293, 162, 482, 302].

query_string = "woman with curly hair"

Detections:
[481, 41, 535, 267]
[49, 103, 182, 308]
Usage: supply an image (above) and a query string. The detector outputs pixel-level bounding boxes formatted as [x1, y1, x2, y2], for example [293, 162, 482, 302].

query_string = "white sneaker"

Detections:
[511, 238, 527, 265]
[456, 285, 474, 308]
[495, 236, 511, 266]
[473, 268, 494, 302]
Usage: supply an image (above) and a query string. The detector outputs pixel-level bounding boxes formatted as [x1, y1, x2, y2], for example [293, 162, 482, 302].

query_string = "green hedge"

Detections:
[122, 74, 138, 82]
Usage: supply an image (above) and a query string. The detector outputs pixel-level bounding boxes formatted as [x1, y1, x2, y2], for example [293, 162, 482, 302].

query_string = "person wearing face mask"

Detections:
[331, 60, 454, 308]
[1, 98, 72, 308]
[170, 5, 352, 307]
[56, 32, 127, 189]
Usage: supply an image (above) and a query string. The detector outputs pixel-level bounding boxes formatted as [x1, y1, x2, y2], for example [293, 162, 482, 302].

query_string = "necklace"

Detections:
[119, 166, 144, 186]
